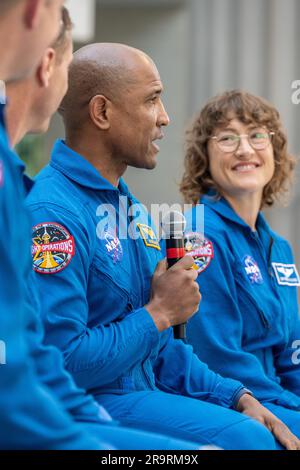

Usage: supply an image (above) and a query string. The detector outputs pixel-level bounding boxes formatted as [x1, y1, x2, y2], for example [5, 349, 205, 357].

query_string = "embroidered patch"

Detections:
[137, 223, 161, 250]
[32, 222, 75, 274]
[103, 228, 123, 263]
[272, 263, 300, 286]
[243, 255, 263, 284]
[184, 232, 214, 274]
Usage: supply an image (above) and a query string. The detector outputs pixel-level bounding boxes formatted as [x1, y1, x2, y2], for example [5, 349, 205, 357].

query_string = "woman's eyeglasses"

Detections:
[211, 130, 275, 153]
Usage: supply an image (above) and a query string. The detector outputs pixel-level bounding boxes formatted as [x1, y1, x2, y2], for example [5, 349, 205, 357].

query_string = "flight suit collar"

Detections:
[0, 101, 33, 195]
[0, 102, 7, 135]
[201, 190, 269, 235]
[50, 139, 130, 196]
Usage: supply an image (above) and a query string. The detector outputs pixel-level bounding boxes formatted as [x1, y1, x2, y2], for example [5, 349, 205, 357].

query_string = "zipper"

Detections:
[258, 309, 271, 329]
[127, 197, 157, 388]
[254, 231, 276, 286]
[246, 231, 272, 328]
[92, 262, 131, 305]
[236, 275, 271, 329]
[267, 236, 275, 278]
[244, 288, 270, 329]
[127, 197, 145, 304]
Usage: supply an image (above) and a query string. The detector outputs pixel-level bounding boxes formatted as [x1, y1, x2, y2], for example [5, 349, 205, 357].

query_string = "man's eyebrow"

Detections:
[151, 82, 163, 92]
[144, 90, 160, 101]
[152, 87, 162, 93]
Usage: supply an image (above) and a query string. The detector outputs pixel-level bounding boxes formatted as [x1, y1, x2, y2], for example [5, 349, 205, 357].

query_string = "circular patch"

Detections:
[243, 255, 263, 284]
[184, 231, 214, 273]
[32, 222, 75, 274]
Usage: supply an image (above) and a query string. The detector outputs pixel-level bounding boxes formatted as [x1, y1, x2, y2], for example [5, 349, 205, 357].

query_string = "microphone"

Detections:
[161, 210, 187, 340]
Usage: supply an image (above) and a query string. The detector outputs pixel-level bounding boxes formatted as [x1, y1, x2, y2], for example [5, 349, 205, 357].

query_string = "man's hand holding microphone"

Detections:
[145, 255, 201, 333]
[145, 211, 200, 335]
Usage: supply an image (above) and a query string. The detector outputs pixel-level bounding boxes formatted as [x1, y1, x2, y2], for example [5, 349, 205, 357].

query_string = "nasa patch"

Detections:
[32, 222, 75, 274]
[272, 263, 300, 286]
[243, 255, 263, 285]
[184, 232, 214, 274]
[103, 228, 123, 263]
[137, 223, 161, 251]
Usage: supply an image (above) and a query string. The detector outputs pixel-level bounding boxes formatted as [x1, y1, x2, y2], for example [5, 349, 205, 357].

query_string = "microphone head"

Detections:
[161, 210, 186, 238]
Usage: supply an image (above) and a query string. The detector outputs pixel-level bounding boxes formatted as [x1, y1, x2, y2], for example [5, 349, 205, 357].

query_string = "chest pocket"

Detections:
[88, 202, 163, 325]
[234, 261, 273, 344]
[88, 234, 139, 325]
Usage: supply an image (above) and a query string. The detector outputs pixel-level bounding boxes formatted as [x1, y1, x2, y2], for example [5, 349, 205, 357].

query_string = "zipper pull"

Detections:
[259, 309, 271, 329]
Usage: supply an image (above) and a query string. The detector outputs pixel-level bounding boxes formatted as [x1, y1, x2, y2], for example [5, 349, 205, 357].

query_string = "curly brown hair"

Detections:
[180, 90, 296, 207]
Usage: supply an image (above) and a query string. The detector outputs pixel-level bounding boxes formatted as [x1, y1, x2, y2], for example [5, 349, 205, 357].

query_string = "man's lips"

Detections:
[152, 133, 164, 152]
[153, 132, 164, 142]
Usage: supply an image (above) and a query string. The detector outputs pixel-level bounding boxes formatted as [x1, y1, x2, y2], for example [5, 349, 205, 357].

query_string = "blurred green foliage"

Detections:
[16, 135, 47, 178]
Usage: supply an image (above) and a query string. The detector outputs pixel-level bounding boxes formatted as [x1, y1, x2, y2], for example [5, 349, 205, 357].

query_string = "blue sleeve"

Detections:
[28, 203, 160, 390]
[1, 308, 93, 450]
[25, 287, 114, 425]
[160, 218, 245, 408]
[271, 242, 300, 396]
[0, 152, 103, 449]
[273, 318, 300, 397]
[186, 235, 288, 402]
[154, 329, 245, 409]
[0, 233, 100, 449]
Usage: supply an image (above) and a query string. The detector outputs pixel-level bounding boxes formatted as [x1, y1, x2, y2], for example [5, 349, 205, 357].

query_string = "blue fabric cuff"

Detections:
[126, 307, 161, 348]
[232, 388, 253, 410]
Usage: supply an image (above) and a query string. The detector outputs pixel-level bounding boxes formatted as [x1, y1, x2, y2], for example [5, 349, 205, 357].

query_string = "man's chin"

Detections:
[131, 158, 157, 171]
[144, 154, 158, 170]
[145, 160, 157, 170]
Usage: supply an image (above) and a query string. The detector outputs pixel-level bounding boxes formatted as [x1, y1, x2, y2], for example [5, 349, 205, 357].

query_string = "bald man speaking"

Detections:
[26, 43, 293, 450]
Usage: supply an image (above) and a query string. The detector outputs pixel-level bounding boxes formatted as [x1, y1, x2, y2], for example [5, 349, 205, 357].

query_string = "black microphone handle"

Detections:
[166, 238, 186, 340]
[173, 323, 187, 340]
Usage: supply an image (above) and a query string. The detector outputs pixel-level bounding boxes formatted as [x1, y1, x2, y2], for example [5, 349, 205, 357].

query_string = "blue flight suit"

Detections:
[0, 101, 200, 451]
[185, 193, 300, 440]
[0, 101, 105, 449]
[28, 286, 205, 451]
[26, 140, 278, 450]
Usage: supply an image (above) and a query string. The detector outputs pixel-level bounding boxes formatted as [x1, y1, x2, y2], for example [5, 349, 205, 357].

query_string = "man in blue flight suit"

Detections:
[0, 0, 102, 450]
[2, 5, 203, 451]
[26, 43, 300, 450]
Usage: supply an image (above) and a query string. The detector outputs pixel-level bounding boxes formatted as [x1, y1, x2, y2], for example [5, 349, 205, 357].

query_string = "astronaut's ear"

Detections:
[89, 94, 111, 130]
[37, 48, 55, 88]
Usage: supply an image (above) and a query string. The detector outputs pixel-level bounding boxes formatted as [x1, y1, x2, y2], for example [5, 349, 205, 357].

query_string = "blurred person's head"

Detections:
[0, 0, 64, 82]
[59, 43, 170, 184]
[6, 6, 73, 146]
[180, 90, 296, 208]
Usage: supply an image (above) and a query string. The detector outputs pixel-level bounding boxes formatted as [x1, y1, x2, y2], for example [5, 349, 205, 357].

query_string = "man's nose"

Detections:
[158, 100, 170, 127]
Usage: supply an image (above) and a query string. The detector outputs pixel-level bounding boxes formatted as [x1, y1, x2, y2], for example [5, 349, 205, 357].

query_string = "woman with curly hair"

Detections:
[181, 89, 300, 440]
